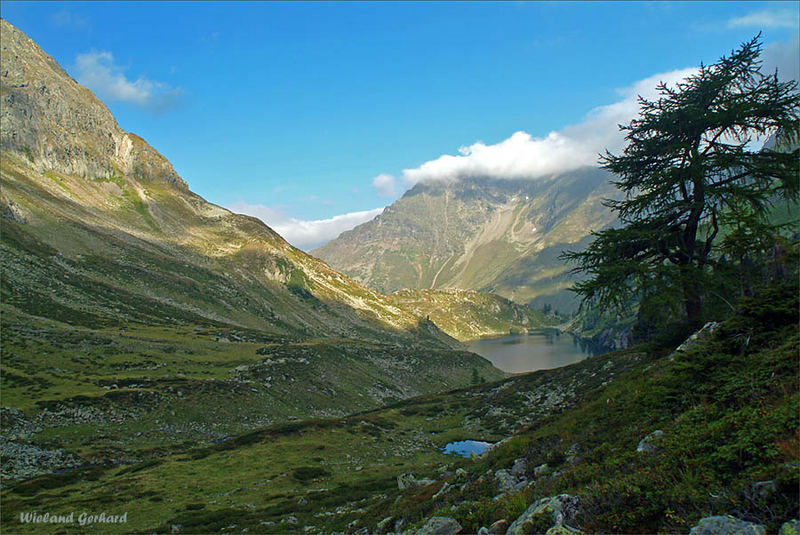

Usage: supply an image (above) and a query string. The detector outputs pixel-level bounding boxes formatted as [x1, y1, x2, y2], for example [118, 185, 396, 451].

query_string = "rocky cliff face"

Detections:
[314, 169, 618, 312]
[0, 20, 185, 187]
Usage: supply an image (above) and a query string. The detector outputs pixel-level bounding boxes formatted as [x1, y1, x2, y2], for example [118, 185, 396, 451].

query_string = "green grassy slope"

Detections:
[4, 283, 794, 534]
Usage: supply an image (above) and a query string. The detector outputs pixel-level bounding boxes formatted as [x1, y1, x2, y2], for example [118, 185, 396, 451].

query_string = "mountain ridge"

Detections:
[314, 168, 619, 312]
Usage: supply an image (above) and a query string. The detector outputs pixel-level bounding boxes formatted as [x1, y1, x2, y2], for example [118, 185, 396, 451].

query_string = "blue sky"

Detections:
[2, 1, 798, 249]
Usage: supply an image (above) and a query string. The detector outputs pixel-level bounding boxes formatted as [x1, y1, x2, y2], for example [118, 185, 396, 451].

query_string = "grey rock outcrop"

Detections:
[0, 20, 186, 188]
[506, 494, 581, 535]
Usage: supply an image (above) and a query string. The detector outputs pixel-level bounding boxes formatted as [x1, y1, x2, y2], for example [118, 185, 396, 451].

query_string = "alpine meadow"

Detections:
[0, 4, 798, 535]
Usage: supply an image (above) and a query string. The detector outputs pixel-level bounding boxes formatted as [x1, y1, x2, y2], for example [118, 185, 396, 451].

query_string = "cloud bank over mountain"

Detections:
[401, 67, 697, 185]
[229, 201, 384, 251]
[238, 34, 798, 250]
[400, 34, 798, 186]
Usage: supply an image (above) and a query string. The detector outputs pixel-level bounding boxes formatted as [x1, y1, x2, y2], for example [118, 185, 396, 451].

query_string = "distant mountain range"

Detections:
[314, 169, 619, 313]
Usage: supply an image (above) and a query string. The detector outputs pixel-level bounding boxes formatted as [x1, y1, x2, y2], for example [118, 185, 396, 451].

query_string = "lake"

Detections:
[466, 329, 603, 374]
[442, 440, 493, 457]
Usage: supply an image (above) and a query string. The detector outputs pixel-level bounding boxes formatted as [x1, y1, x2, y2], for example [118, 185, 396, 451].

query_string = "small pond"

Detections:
[442, 440, 493, 457]
[466, 329, 605, 374]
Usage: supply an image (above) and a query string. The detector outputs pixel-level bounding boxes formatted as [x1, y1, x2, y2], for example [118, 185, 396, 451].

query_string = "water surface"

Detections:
[466, 329, 603, 374]
[442, 440, 492, 457]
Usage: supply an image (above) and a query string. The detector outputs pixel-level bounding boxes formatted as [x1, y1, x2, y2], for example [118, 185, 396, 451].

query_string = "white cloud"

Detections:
[372, 173, 397, 197]
[727, 8, 799, 29]
[229, 202, 384, 250]
[762, 35, 800, 82]
[401, 67, 696, 184]
[73, 51, 182, 114]
[50, 9, 89, 29]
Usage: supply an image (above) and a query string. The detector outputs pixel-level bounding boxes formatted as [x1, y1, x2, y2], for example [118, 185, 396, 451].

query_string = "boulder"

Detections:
[688, 515, 765, 535]
[636, 430, 664, 453]
[506, 494, 581, 535]
[416, 516, 462, 535]
[533, 463, 550, 477]
[669, 322, 720, 360]
[495, 469, 517, 492]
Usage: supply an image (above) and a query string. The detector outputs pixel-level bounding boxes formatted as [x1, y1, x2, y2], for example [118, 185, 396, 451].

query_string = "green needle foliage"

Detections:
[564, 35, 799, 327]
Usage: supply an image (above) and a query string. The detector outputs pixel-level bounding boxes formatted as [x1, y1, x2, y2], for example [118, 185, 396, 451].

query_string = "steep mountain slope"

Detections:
[0, 18, 505, 468]
[313, 169, 618, 312]
[0, 18, 442, 342]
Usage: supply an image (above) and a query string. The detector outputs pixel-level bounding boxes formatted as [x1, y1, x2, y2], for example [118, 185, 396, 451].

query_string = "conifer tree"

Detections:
[564, 36, 799, 325]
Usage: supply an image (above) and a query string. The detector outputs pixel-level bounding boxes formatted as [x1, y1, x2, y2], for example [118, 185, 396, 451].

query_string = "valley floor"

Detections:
[1, 284, 798, 535]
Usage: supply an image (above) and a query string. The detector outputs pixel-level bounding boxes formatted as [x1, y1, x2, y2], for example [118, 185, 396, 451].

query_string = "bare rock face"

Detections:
[0, 19, 185, 188]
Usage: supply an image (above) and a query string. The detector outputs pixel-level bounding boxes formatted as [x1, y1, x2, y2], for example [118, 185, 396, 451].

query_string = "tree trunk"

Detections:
[680, 266, 703, 325]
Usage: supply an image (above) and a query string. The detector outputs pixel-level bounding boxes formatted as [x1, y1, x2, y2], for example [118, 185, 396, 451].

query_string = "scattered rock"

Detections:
[416, 516, 462, 535]
[0, 441, 81, 481]
[636, 430, 664, 453]
[495, 469, 517, 492]
[689, 515, 765, 535]
[398, 473, 435, 490]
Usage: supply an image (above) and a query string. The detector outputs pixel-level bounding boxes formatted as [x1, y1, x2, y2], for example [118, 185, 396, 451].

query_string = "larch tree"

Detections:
[563, 35, 799, 325]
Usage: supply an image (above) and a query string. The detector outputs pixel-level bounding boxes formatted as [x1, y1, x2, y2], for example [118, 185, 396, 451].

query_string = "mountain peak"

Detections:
[0, 19, 186, 189]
